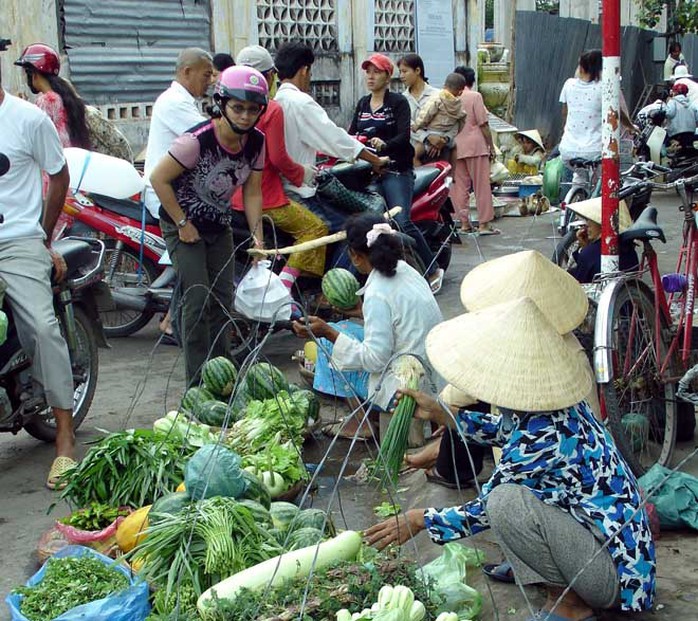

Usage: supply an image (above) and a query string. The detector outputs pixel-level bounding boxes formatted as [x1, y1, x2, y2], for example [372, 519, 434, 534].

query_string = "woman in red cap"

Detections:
[349, 53, 444, 293]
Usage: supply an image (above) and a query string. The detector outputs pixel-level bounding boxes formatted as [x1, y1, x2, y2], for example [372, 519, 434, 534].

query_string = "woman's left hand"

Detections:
[370, 137, 387, 152]
[364, 509, 426, 550]
[292, 315, 334, 340]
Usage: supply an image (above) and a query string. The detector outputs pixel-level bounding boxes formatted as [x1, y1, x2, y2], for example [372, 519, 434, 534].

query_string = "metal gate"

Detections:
[59, 0, 212, 105]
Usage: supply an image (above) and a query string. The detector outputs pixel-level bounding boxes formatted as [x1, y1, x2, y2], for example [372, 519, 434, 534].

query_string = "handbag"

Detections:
[315, 174, 386, 215]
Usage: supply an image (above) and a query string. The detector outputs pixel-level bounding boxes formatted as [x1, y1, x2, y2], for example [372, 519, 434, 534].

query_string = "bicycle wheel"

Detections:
[551, 229, 580, 270]
[602, 279, 677, 476]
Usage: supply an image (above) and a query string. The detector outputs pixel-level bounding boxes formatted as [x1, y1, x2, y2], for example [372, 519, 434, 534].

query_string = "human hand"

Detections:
[292, 315, 331, 339]
[372, 156, 391, 175]
[369, 137, 387, 152]
[48, 248, 67, 282]
[364, 509, 426, 550]
[396, 388, 447, 424]
[303, 165, 318, 186]
[575, 227, 589, 248]
[178, 221, 201, 244]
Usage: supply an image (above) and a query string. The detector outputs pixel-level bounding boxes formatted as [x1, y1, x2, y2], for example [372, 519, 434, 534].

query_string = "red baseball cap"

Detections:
[361, 53, 394, 76]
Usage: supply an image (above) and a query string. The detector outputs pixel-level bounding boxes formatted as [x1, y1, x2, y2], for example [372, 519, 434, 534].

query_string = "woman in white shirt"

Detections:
[292, 213, 443, 438]
[398, 54, 441, 159]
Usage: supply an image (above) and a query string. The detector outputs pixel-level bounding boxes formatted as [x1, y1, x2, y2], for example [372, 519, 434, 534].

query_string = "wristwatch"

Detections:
[176, 217, 188, 229]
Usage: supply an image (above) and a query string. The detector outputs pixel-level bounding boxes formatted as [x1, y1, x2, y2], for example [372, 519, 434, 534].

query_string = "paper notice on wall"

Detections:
[415, 0, 456, 89]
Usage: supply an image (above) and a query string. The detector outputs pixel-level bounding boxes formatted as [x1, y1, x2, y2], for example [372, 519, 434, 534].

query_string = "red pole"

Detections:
[601, 0, 621, 273]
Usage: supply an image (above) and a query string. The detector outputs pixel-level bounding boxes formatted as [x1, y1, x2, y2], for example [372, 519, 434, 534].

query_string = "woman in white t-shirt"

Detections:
[559, 49, 603, 170]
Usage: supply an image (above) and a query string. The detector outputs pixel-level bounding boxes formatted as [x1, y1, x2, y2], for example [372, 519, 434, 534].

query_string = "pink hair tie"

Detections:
[366, 223, 395, 248]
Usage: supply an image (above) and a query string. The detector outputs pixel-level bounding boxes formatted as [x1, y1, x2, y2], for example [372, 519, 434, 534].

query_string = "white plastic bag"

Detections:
[234, 261, 292, 322]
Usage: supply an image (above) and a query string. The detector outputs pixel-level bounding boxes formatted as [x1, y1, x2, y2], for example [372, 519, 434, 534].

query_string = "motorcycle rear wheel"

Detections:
[102, 245, 158, 337]
[24, 306, 99, 442]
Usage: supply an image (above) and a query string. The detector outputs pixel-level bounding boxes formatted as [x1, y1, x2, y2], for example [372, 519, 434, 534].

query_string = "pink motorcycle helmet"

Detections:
[214, 65, 268, 107]
[14, 43, 60, 76]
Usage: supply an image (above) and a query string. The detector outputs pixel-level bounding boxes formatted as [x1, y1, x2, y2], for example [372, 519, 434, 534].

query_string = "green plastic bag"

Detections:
[421, 543, 485, 620]
[639, 464, 698, 530]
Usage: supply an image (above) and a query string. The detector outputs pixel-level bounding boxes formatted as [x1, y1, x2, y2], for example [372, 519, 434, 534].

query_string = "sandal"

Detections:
[46, 456, 77, 490]
[429, 268, 444, 294]
[425, 466, 473, 490]
[159, 332, 179, 346]
[477, 226, 501, 236]
[321, 421, 372, 442]
[482, 561, 515, 584]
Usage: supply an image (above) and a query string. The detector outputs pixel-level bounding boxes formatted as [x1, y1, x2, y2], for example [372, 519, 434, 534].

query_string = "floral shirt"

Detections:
[35, 91, 72, 147]
[423, 401, 656, 612]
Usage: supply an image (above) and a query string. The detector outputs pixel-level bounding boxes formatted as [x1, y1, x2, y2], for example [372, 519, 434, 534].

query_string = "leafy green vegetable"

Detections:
[55, 429, 192, 510]
[373, 502, 402, 518]
[241, 432, 306, 487]
[153, 410, 217, 448]
[14, 555, 129, 621]
[59, 503, 130, 531]
[132, 496, 282, 603]
[205, 549, 437, 621]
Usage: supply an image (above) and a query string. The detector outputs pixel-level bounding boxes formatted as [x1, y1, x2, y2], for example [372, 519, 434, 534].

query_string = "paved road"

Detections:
[1, 192, 696, 620]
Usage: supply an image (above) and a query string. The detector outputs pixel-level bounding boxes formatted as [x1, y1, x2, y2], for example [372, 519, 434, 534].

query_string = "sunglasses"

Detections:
[226, 102, 262, 116]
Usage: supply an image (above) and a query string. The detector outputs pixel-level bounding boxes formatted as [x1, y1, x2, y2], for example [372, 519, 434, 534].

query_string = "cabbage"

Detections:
[184, 444, 246, 501]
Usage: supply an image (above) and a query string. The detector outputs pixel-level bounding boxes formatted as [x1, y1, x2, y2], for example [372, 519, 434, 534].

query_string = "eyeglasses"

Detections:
[227, 102, 262, 116]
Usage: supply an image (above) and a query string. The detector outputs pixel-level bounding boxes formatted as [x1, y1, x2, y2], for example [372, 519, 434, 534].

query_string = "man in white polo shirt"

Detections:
[142, 48, 213, 219]
[0, 54, 74, 488]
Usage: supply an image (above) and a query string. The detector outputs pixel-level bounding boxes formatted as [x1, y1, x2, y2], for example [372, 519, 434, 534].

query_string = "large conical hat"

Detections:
[426, 297, 592, 412]
[460, 250, 588, 334]
[568, 197, 632, 231]
[515, 129, 545, 150]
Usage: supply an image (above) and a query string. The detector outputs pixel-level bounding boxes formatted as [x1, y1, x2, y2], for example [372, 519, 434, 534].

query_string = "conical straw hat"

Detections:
[426, 297, 592, 411]
[515, 129, 545, 150]
[460, 250, 588, 334]
[568, 197, 632, 231]
[440, 384, 477, 407]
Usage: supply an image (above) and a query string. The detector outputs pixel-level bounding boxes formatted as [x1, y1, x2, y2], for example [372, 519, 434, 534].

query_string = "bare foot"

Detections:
[159, 310, 172, 335]
[543, 586, 595, 620]
[405, 438, 441, 469]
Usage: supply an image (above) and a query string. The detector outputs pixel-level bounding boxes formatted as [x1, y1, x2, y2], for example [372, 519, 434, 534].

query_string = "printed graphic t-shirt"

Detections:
[162, 120, 264, 233]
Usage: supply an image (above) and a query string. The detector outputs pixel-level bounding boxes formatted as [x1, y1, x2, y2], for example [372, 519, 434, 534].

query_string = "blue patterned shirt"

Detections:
[423, 401, 656, 612]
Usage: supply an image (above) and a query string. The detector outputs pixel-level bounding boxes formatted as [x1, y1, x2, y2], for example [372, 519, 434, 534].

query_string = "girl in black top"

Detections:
[350, 53, 442, 289]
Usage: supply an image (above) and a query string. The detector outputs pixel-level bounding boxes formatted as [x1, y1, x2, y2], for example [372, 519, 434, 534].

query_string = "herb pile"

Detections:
[205, 550, 436, 621]
[56, 429, 192, 508]
[59, 502, 131, 531]
[14, 555, 129, 621]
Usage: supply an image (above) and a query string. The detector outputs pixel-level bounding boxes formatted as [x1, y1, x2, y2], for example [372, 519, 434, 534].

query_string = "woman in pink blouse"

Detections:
[15, 43, 90, 149]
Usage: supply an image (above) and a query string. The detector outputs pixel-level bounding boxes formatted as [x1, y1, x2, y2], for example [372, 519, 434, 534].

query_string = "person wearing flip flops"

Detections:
[366, 296, 655, 621]
[0, 57, 76, 489]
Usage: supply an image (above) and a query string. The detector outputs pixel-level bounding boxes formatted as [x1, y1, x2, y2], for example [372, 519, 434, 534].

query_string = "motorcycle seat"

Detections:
[52, 238, 94, 281]
[619, 206, 666, 244]
[90, 192, 159, 227]
[413, 167, 440, 195]
[568, 157, 602, 168]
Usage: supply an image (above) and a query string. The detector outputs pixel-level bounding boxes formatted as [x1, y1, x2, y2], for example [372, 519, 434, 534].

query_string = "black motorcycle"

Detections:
[0, 238, 111, 441]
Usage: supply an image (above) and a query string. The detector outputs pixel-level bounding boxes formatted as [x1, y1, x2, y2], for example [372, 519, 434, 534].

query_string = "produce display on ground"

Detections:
[5, 356, 484, 621]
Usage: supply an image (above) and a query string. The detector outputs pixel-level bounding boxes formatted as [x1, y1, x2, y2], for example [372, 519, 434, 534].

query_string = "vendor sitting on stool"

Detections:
[567, 197, 639, 284]
[365, 296, 656, 621]
[505, 129, 546, 175]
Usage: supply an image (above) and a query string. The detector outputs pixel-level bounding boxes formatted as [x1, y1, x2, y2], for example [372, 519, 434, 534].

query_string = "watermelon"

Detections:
[202, 356, 238, 398]
[321, 268, 360, 310]
[287, 383, 302, 394]
[269, 528, 286, 546]
[181, 386, 216, 413]
[291, 508, 335, 535]
[237, 499, 273, 527]
[288, 526, 324, 550]
[150, 491, 192, 524]
[290, 389, 320, 423]
[245, 362, 288, 400]
[269, 501, 300, 531]
[239, 469, 272, 509]
[185, 444, 245, 501]
[194, 400, 230, 426]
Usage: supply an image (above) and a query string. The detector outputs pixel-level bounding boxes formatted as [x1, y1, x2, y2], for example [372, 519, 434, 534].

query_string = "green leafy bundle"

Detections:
[14, 555, 129, 621]
[59, 502, 131, 531]
[56, 429, 192, 509]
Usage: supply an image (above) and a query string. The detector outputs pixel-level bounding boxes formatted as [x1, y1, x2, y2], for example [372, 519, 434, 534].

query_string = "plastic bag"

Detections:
[234, 260, 292, 322]
[421, 543, 484, 620]
[55, 513, 128, 556]
[639, 464, 698, 530]
[543, 156, 564, 202]
[36, 526, 70, 564]
[6, 545, 150, 621]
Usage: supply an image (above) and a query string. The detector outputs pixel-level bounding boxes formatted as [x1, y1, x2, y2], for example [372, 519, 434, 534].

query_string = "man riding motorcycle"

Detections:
[0, 46, 76, 489]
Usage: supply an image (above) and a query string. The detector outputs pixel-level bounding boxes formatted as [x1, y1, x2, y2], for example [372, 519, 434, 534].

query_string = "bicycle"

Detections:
[592, 174, 698, 476]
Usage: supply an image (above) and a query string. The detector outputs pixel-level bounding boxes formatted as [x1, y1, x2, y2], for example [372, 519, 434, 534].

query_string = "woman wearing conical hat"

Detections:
[505, 129, 546, 176]
[366, 298, 655, 621]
